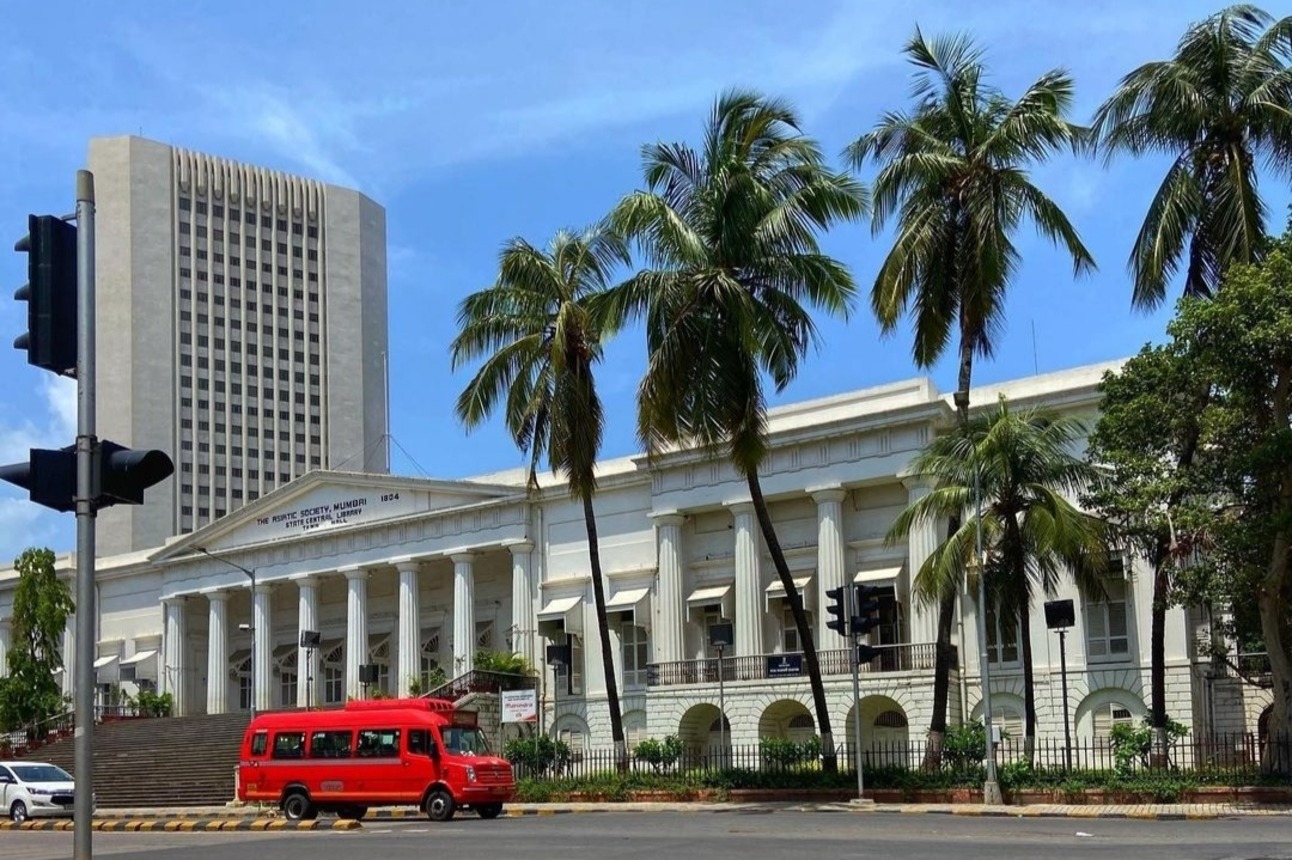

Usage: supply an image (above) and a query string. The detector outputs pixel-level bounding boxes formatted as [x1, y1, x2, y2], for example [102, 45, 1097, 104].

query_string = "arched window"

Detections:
[322, 642, 344, 705]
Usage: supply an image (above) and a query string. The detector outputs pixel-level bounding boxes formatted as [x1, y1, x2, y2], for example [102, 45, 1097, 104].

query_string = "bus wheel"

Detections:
[282, 790, 316, 821]
[476, 804, 503, 820]
[425, 789, 455, 822]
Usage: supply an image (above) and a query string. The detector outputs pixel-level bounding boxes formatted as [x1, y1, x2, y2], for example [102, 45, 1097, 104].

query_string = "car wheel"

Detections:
[476, 803, 503, 820]
[10, 801, 28, 824]
[281, 790, 314, 822]
[425, 789, 455, 822]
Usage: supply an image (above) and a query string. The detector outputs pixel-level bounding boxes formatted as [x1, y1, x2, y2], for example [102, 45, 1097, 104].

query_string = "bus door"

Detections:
[355, 727, 406, 797]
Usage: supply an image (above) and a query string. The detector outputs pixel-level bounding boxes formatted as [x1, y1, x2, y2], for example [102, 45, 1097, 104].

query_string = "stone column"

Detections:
[728, 502, 763, 657]
[396, 561, 421, 697]
[507, 541, 535, 668]
[62, 616, 75, 699]
[345, 568, 368, 700]
[451, 553, 476, 677]
[205, 592, 229, 715]
[252, 584, 273, 713]
[651, 512, 685, 664]
[901, 476, 940, 645]
[0, 618, 10, 679]
[810, 486, 848, 647]
[162, 599, 187, 716]
[295, 576, 320, 709]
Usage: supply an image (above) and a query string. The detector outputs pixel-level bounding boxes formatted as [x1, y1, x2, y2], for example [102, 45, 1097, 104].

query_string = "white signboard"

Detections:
[239, 487, 426, 543]
[500, 689, 538, 723]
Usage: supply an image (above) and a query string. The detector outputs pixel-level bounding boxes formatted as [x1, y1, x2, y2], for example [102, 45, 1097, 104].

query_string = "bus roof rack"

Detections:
[344, 697, 456, 712]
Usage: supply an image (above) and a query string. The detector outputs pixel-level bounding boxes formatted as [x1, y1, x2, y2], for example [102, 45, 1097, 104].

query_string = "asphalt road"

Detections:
[3, 812, 1291, 860]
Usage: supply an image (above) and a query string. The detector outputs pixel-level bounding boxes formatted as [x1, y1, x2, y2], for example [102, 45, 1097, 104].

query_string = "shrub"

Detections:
[942, 721, 987, 771]
[633, 735, 685, 773]
[759, 736, 822, 770]
[504, 735, 572, 777]
[134, 690, 173, 718]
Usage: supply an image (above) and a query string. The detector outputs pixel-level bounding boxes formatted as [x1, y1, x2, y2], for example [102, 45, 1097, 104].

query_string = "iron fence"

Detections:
[510, 732, 1292, 782]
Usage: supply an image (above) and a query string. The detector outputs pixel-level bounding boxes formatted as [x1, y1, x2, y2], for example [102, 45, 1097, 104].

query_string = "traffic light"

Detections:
[856, 641, 881, 666]
[825, 585, 849, 637]
[14, 214, 78, 376]
[851, 584, 883, 636]
[0, 440, 173, 512]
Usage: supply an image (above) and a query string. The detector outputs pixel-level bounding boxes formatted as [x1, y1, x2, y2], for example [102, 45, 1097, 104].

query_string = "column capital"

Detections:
[341, 566, 368, 582]
[449, 552, 476, 565]
[200, 588, 231, 602]
[291, 574, 321, 588]
[649, 510, 685, 528]
[724, 500, 756, 517]
[899, 470, 936, 493]
[252, 581, 274, 596]
[504, 539, 534, 557]
[807, 484, 847, 505]
[391, 557, 423, 575]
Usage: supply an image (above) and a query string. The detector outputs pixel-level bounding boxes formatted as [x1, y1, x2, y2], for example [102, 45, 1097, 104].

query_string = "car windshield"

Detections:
[440, 727, 491, 756]
[13, 765, 73, 783]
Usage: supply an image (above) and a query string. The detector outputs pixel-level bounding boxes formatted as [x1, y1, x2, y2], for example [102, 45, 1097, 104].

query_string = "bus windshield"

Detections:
[440, 726, 491, 756]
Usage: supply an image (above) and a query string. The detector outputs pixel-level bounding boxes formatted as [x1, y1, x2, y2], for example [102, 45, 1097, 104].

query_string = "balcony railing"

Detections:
[645, 642, 954, 688]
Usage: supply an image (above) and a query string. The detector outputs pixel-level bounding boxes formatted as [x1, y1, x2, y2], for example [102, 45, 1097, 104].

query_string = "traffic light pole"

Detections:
[849, 625, 866, 803]
[73, 170, 97, 860]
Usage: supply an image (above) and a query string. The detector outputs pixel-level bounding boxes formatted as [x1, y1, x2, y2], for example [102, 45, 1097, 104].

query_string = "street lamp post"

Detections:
[196, 547, 257, 716]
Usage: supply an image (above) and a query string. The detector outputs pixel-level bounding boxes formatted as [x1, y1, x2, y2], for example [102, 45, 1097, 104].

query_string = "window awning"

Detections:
[686, 583, 734, 621]
[854, 566, 902, 585]
[93, 655, 119, 670]
[765, 575, 815, 611]
[119, 650, 157, 667]
[228, 648, 251, 670]
[538, 595, 584, 637]
[605, 587, 652, 627]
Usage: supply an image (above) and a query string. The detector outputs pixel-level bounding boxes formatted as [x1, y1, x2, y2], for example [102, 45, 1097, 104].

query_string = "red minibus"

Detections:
[237, 697, 515, 822]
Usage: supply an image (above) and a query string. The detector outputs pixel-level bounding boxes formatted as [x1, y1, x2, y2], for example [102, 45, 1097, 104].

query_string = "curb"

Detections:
[0, 818, 362, 832]
[94, 810, 277, 820]
[858, 806, 1234, 821]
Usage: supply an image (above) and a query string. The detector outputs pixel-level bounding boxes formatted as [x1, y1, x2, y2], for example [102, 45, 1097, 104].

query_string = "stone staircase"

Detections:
[32, 713, 251, 808]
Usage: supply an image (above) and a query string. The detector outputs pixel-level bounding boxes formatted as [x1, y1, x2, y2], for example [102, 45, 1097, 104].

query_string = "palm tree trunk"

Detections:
[1019, 606, 1037, 765]
[746, 469, 837, 774]
[922, 590, 956, 771]
[582, 491, 626, 770]
[924, 327, 977, 767]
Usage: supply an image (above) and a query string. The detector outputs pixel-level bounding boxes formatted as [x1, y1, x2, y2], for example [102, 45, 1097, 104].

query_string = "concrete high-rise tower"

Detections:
[88, 136, 388, 555]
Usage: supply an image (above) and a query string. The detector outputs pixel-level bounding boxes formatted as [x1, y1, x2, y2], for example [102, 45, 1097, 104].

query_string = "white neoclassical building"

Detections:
[0, 360, 1272, 755]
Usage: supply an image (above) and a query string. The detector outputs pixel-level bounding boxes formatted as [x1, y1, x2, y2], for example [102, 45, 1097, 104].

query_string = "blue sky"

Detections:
[0, 0, 1288, 561]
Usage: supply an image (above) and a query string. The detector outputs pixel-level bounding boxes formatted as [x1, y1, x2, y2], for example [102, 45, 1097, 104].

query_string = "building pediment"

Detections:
[154, 470, 524, 557]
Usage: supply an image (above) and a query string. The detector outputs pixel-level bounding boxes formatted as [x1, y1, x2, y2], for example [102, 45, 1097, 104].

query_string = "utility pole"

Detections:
[72, 169, 96, 860]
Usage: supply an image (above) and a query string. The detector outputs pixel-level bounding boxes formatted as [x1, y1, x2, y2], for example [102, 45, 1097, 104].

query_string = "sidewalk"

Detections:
[81, 799, 1292, 822]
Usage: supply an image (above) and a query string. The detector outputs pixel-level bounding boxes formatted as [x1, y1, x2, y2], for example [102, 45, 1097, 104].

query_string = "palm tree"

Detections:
[1091, 3, 1292, 309]
[1091, 4, 1292, 754]
[608, 89, 867, 771]
[888, 397, 1108, 760]
[845, 28, 1094, 764]
[450, 226, 632, 763]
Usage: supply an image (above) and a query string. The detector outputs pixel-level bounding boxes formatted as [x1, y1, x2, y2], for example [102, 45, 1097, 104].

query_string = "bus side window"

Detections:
[271, 732, 306, 760]
[250, 731, 269, 758]
[408, 729, 431, 756]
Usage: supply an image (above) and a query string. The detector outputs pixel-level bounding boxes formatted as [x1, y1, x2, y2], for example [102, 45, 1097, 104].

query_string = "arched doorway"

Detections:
[843, 696, 910, 768]
[678, 703, 729, 758]
[758, 699, 814, 741]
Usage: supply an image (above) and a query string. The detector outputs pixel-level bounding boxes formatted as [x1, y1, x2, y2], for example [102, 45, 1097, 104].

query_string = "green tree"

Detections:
[1091, 4, 1292, 308]
[1169, 230, 1292, 774]
[609, 89, 867, 771]
[846, 28, 1094, 763]
[0, 548, 74, 733]
[450, 226, 631, 763]
[1083, 344, 1216, 760]
[888, 397, 1107, 759]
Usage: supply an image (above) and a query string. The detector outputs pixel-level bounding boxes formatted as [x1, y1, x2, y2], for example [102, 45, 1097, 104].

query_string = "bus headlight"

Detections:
[465, 766, 477, 783]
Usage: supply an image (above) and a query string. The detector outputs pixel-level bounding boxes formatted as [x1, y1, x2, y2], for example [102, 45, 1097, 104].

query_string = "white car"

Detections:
[0, 761, 91, 823]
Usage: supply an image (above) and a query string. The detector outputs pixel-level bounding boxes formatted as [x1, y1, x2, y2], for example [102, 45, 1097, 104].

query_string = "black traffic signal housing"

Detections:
[0, 440, 173, 513]
[856, 641, 881, 667]
[851, 584, 883, 637]
[14, 214, 78, 376]
[825, 586, 849, 637]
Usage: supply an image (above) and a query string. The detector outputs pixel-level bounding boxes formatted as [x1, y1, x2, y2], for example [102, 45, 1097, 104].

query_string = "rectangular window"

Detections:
[985, 601, 1021, 666]
[250, 731, 268, 757]
[621, 623, 649, 689]
[782, 606, 800, 653]
[309, 730, 353, 759]
[1087, 577, 1130, 659]
[407, 729, 431, 756]
[271, 731, 306, 759]
[357, 729, 401, 758]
